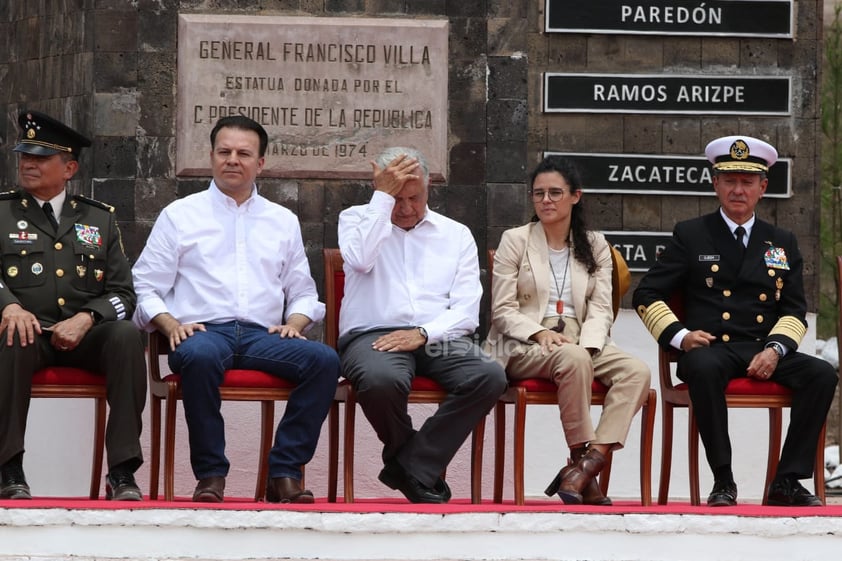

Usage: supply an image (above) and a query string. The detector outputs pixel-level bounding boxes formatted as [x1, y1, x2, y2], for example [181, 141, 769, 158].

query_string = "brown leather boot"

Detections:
[544, 447, 606, 505]
[571, 447, 612, 506]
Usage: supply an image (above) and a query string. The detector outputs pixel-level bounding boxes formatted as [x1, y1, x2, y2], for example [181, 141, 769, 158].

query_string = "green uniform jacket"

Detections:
[0, 190, 136, 326]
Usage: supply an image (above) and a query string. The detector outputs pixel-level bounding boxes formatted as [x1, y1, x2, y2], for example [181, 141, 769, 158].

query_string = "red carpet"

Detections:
[2, 497, 841, 517]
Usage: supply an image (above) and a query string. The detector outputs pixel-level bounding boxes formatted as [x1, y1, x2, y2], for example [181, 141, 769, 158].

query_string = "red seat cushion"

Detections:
[32, 367, 104, 386]
[508, 377, 609, 394]
[674, 377, 792, 396]
[410, 376, 445, 391]
[163, 369, 296, 389]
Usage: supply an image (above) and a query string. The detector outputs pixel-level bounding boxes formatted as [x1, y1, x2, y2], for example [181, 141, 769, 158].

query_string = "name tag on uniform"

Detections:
[699, 254, 720, 262]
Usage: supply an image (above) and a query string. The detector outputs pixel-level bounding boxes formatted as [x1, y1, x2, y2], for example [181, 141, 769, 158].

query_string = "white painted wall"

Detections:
[21, 311, 822, 502]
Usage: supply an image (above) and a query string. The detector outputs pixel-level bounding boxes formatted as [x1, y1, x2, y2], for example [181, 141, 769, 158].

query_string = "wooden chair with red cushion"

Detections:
[147, 331, 342, 502]
[657, 292, 826, 505]
[323, 248, 486, 504]
[32, 367, 107, 499]
[488, 247, 656, 506]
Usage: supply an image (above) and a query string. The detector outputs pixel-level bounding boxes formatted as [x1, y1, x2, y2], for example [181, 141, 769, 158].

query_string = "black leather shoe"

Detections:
[266, 477, 314, 504]
[193, 476, 225, 503]
[433, 477, 452, 502]
[105, 471, 142, 501]
[0, 462, 31, 500]
[707, 479, 738, 507]
[378, 461, 448, 504]
[767, 478, 822, 507]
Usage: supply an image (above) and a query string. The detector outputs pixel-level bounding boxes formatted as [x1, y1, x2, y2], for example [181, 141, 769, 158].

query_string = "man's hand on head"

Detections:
[371, 153, 420, 196]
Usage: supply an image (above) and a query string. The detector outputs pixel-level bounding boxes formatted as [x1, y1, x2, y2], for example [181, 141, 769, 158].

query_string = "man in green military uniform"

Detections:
[634, 135, 838, 507]
[0, 110, 146, 500]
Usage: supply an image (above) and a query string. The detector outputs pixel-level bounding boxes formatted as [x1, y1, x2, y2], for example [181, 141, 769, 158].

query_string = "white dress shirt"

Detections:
[132, 181, 324, 330]
[337, 190, 481, 343]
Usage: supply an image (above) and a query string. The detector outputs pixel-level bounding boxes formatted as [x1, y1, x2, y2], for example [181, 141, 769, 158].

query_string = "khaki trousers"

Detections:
[506, 316, 650, 450]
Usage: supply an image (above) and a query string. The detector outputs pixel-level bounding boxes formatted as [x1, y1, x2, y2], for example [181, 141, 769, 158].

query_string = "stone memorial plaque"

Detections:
[176, 14, 449, 180]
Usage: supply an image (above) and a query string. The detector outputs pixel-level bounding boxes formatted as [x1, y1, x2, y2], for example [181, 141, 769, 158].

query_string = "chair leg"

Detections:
[598, 450, 613, 496]
[255, 401, 274, 501]
[149, 395, 162, 500]
[513, 389, 527, 505]
[638, 390, 656, 506]
[762, 407, 783, 505]
[164, 391, 178, 501]
[327, 399, 340, 503]
[657, 402, 675, 505]
[688, 405, 701, 506]
[493, 401, 506, 503]
[89, 396, 107, 500]
[816, 421, 827, 504]
[343, 389, 357, 503]
[470, 417, 486, 504]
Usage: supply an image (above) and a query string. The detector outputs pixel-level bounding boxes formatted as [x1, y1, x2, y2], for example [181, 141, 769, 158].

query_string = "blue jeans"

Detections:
[168, 321, 340, 481]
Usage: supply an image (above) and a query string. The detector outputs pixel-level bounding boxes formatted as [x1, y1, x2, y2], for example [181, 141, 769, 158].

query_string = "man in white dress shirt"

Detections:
[338, 147, 506, 503]
[132, 116, 340, 503]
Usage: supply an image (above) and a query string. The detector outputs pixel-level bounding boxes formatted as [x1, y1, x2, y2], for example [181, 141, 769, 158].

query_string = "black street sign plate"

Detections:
[544, 73, 791, 115]
[545, 152, 791, 198]
[546, 0, 793, 38]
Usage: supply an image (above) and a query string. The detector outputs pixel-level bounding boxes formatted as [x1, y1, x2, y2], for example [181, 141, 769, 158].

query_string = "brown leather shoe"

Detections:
[546, 447, 606, 505]
[571, 447, 612, 506]
[192, 476, 225, 503]
[266, 477, 315, 504]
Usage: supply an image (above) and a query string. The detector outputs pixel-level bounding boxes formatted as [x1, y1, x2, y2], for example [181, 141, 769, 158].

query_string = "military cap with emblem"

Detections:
[13, 110, 92, 157]
[704, 135, 778, 174]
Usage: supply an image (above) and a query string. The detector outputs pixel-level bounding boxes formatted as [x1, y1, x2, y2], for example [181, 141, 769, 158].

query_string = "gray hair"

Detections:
[375, 146, 429, 186]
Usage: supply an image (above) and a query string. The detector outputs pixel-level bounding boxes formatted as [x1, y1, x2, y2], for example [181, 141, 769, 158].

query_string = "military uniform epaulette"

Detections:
[0, 190, 22, 200]
[72, 194, 115, 213]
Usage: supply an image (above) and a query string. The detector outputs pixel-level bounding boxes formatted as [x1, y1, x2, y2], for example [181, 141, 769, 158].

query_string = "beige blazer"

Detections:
[484, 222, 614, 367]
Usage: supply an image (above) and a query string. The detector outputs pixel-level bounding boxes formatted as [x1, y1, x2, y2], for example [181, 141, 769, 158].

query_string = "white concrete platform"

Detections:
[1, 505, 842, 561]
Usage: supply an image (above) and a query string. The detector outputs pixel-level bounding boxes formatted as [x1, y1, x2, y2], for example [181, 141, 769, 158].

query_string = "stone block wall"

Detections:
[0, 0, 824, 329]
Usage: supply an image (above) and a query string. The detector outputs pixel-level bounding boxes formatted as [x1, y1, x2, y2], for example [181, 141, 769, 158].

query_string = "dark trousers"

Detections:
[678, 341, 838, 480]
[340, 329, 507, 488]
[168, 321, 340, 481]
[0, 320, 147, 471]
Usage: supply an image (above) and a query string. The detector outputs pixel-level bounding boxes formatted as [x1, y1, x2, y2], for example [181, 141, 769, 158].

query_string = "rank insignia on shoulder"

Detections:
[764, 244, 790, 270]
[73, 194, 115, 213]
[0, 190, 22, 201]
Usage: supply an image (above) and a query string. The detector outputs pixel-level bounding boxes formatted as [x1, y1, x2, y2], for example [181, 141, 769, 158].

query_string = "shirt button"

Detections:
[722, 312, 731, 320]
[54, 242, 63, 251]
[56, 269, 64, 278]
[759, 293, 768, 302]
[711, 264, 720, 272]
[756, 315, 764, 323]
[57, 297, 65, 306]
[723, 290, 731, 297]
[722, 334, 730, 342]
[20, 250, 27, 256]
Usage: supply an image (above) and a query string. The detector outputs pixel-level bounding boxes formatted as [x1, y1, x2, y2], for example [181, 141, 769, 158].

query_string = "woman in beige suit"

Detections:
[485, 156, 650, 505]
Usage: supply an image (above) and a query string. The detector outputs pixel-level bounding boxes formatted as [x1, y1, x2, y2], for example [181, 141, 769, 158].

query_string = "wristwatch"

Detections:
[89, 310, 99, 325]
[765, 341, 785, 358]
[417, 326, 428, 343]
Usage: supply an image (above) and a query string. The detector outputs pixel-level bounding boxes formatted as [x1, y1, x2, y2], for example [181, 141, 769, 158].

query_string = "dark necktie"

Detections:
[734, 225, 746, 258]
[43, 202, 59, 231]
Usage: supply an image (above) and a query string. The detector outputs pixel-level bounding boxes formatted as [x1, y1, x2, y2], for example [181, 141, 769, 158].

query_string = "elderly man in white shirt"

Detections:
[338, 147, 506, 503]
[132, 116, 340, 504]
